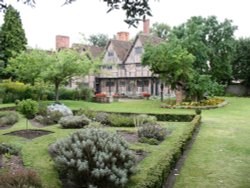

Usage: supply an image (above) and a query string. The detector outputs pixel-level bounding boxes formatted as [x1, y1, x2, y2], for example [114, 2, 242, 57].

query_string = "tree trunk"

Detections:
[55, 82, 60, 103]
[175, 87, 184, 105]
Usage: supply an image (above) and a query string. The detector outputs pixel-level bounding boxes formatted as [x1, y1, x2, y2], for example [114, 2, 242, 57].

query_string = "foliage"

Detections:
[0, 143, 20, 155]
[232, 37, 250, 86]
[186, 74, 224, 101]
[138, 137, 159, 145]
[133, 114, 157, 127]
[42, 49, 92, 102]
[17, 99, 38, 119]
[151, 22, 171, 40]
[172, 16, 237, 83]
[94, 112, 109, 124]
[180, 98, 225, 106]
[0, 111, 19, 127]
[0, 5, 27, 78]
[50, 128, 135, 187]
[6, 50, 49, 85]
[107, 113, 134, 127]
[88, 33, 109, 47]
[95, 93, 107, 97]
[75, 108, 97, 120]
[138, 124, 167, 143]
[59, 115, 90, 128]
[0, 169, 42, 188]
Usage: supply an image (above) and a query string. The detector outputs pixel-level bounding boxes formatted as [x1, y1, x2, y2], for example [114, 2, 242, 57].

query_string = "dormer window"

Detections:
[135, 46, 142, 54]
[108, 51, 114, 57]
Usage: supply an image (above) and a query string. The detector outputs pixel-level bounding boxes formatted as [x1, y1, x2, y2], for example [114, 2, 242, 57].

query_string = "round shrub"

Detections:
[17, 99, 38, 119]
[59, 115, 90, 128]
[47, 103, 73, 117]
[138, 124, 167, 143]
[133, 114, 157, 127]
[50, 128, 135, 188]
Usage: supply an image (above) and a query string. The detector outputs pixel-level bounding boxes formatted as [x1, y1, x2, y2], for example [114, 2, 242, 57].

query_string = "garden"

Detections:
[0, 98, 202, 188]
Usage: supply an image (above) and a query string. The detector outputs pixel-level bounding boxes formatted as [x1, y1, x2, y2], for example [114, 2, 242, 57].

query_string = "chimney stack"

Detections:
[143, 19, 150, 35]
[56, 35, 70, 51]
[116, 31, 129, 41]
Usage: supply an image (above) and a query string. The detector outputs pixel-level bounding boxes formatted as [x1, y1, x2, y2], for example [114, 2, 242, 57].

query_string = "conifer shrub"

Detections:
[138, 124, 167, 145]
[59, 115, 90, 128]
[49, 128, 135, 188]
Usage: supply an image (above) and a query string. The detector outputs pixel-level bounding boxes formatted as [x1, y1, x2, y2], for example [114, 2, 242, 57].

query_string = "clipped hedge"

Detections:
[127, 115, 201, 188]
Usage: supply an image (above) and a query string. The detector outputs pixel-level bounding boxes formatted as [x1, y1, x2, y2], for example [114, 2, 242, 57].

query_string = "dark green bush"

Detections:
[138, 124, 167, 143]
[49, 128, 135, 188]
[0, 143, 20, 155]
[59, 115, 90, 128]
[195, 109, 202, 115]
[0, 169, 42, 188]
[17, 99, 38, 119]
[0, 111, 19, 126]
[107, 114, 134, 127]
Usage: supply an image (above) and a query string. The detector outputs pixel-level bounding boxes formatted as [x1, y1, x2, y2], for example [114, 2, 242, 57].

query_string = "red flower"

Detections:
[141, 92, 150, 97]
[95, 93, 106, 97]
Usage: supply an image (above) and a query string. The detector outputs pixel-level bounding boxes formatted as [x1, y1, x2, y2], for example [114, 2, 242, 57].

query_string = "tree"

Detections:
[172, 16, 237, 84]
[88, 33, 109, 47]
[1, 0, 154, 27]
[142, 37, 195, 104]
[6, 49, 49, 85]
[232, 38, 250, 86]
[151, 22, 171, 40]
[42, 49, 92, 102]
[0, 5, 27, 78]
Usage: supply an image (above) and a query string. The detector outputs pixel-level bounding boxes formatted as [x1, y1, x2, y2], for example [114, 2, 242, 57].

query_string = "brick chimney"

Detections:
[143, 19, 150, 35]
[116, 31, 129, 41]
[56, 35, 70, 51]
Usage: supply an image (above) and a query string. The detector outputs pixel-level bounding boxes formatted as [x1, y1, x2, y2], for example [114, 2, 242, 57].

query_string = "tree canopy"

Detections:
[0, 0, 154, 27]
[88, 33, 109, 47]
[0, 5, 27, 78]
[151, 22, 171, 40]
[232, 38, 250, 86]
[172, 16, 237, 84]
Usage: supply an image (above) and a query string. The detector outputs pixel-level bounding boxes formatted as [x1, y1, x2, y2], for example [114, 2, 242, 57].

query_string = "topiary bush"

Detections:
[107, 114, 134, 127]
[0, 169, 42, 188]
[49, 128, 135, 188]
[0, 111, 19, 127]
[138, 124, 167, 145]
[59, 115, 90, 128]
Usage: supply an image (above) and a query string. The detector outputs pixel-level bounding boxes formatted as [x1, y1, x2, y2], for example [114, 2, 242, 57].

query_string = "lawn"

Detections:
[175, 97, 250, 188]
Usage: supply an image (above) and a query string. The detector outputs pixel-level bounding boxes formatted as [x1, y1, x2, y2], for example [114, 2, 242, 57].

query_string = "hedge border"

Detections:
[128, 115, 201, 188]
[73, 110, 195, 122]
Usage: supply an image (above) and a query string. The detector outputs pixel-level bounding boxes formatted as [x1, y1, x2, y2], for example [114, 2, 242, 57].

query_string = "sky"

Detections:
[0, 0, 250, 50]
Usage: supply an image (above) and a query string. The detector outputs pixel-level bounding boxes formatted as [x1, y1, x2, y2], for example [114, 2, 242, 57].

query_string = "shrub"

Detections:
[50, 128, 135, 188]
[138, 124, 167, 143]
[59, 115, 90, 128]
[138, 137, 159, 145]
[37, 103, 48, 116]
[0, 111, 19, 126]
[107, 114, 134, 127]
[0, 143, 20, 155]
[17, 99, 38, 119]
[0, 169, 42, 188]
[75, 108, 97, 119]
[95, 112, 109, 124]
[78, 86, 93, 101]
[48, 110, 64, 123]
[195, 109, 202, 115]
[47, 103, 73, 117]
[133, 114, 157, 127]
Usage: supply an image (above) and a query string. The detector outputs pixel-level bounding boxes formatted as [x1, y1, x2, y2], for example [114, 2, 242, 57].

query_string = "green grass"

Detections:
[0, 103, 15, 108]
[175, 97, 250, 188]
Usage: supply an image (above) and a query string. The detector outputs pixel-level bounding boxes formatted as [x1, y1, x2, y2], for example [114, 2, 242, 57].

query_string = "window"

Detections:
[119, 64, 125, 69]
[119, 81, 125, 86]
[137, 80, 149, 87]
[108, 51, 114, 57]
[106, 81, 115, 87]
[135, 46, 142, 54]
[136, 64, 142, 68]
[137, 81, 142, 87]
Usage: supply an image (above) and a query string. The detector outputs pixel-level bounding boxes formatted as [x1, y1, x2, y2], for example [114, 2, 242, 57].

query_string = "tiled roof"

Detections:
[108, 40, 132, 61]
[72, 44, 104, 59]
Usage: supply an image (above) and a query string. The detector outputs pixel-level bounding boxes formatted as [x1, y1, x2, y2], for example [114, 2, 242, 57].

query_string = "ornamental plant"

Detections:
[95, 93, 107, 97]
[47, 103, 73, 117]
[141, 92, 151, 97]
[50, 128, 135, 188]
[59, 115, 90, 128]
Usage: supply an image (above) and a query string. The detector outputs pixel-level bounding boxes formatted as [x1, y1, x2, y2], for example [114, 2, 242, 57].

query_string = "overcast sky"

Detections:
[1, 0, 250, 50]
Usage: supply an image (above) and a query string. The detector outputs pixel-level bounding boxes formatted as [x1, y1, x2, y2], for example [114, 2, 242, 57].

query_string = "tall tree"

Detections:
[232, 38, 250, 86]
[6, 49, 49, 85]
[1, 0, 154, 27]
[142, 37, 195, 104]
[42, 49, 92, 102]
[172, 16, 237, 84]
[88, 33, 109, 47]
[0, 5, 27, 78]
[151, 22, 171, 40]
